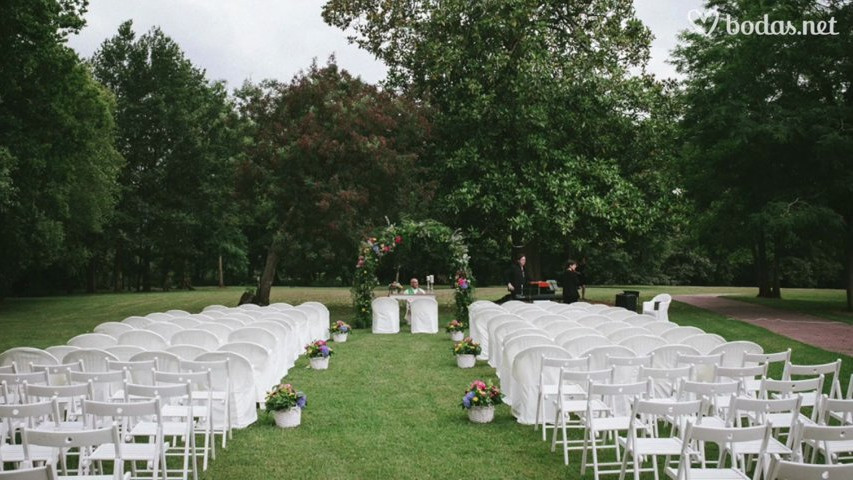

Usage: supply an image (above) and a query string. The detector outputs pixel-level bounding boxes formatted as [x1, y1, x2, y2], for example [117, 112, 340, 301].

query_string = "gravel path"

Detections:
[674, 294, 853, 356]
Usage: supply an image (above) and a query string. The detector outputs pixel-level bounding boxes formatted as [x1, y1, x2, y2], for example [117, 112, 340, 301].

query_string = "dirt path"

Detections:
[674, 294, 853, 357]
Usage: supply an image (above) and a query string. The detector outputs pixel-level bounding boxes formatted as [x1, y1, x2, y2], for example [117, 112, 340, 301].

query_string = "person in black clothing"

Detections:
[506, 255, 528, 299]
[562, 259, 581, 304]
[577, 256, 587, 300]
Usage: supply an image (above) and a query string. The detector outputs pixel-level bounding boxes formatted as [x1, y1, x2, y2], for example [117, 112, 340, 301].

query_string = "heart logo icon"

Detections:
[687, 9, 720, 34]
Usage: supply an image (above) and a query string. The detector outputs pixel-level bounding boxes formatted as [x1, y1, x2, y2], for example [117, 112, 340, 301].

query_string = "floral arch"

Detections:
[352, 219, 474, 328]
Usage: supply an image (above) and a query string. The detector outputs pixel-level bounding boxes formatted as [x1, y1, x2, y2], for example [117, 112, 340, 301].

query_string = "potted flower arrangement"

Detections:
[461, 379, 502, 423]
[445, 319, 466, 342]
[329, 320, 352, 343]
[265, 383, 307, 428]
[305, 340, 333, 370]
[452, 337, 481, 368]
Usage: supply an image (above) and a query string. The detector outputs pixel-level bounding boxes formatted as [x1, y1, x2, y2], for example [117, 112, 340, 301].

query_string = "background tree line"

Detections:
[1, 0, 850, 309]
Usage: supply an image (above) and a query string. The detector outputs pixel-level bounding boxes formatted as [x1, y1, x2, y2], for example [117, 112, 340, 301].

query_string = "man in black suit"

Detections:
[562, 259, 581, 304]
[506, 255, 528, 299]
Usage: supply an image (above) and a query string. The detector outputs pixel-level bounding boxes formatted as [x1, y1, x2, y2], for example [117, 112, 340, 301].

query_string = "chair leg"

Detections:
[619, 447, 630, 480]
[550, 410, 561, 453]
[581, 427, 590, 475]
[535, 394, 542, 432]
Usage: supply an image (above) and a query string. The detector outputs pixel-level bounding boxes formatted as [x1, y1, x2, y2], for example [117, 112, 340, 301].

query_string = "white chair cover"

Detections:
[576, 314, 612, 328]
[607, 327, 653, 343]
[645, 322, 679, 336]
[495, 329, 548, 371]
[218, 342, 275, 403]
[480, 313, 520, 361]
[649, 344, 701, 368]
[67, 333, 118, 349]
[554, 327, 601, 345]
[93, 322, 135, 338]
[409, 297, 439, 334]
[682, 334, 727, 354]
[544, 322, 582, 337]
[619, 335, 668, 356]
[253, 321, 297, 368]
[662, 326, 706, 344]
[167, 317, 201, 329]
[171, 329, 221, 351]
[196, 351, 258, 428]
[469, 307, 505, 345]
[212, 318, 246, 330]
[145, 312, 175, 321]
[624, 314, 658, 326]
[585, 304, 610, 313]
[198, 310, 225, 318]
[121, 316, 153, 328]
[268, 302, 293, 310]
[295, 304, 327, 341]
[145, 322, 184, 341]
[595, 322, 631, 336]
[498, 335, 554, 405]
[117, 331, 168, 351]
[490, 321, 531, 367]
[502, 301, 528, 312]
[64, 348, 118, 372]
[530, 314, 569, 329]
[44, 345, 79, 363]
[581, 345, 636, 370]
[129, 350, 182, 372]
[0, 348, 59, 372]
[166, 344, 209, 360]
[371, 297, 400, 334]
[302, 302, 330, 339]
[197, 323, 233, 343]
[104, 345, 145, 361]
[561, 335, 611, 358]
[642, 293, 672, 322]
[510, 345, 572, 425]
[708, 341, 763, 367]
[276, 309, 312, 346]
[605, 310, 639, 322]
[202, 305, 229, 312]
[165, 309, 191, 316]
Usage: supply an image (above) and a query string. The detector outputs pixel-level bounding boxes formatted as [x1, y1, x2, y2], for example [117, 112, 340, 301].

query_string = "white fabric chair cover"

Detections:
[104, 345, 145, 361]
[0, 348, 59, 372]
[495, 329, 548, 371]
[624, 314, 658, 326]
[202, 305, 229, 312]
[145, 312, 175, 321]
[225, 312, 256, 324]
[642, 293, 672, 322]
[67, 333, 118, 349]
[198, 310, 226, 319]
[510, 345, 572, 425]
[662, 326, 706, 344]
[530, 314, 569, 329]
[218, 342, 275, 402]
[268, 302, 293, 310]
[167, 317, 201, 329]
[554, 327, 601, 345]
[585, 304, 610, 313]
[276, 309, 312, 346]
[490, 321, 531, 367]
[237, 304, 261, 311]
[473, 312, 513, 359]
[708, 341, 763, 367]
[253, 321, 297, 367]
[607, 327, 653, 343]
[645, 322, 679, 336]
[130, 350, 182, 372]
[171, 329, 221, 351]
[197, 322, 233, 343]
[259, 316, 301, 363]
[229, 327, 285, 378]
[649, 344, 701, 368]
[581, 345, 636, 370]
[211, 318, 246, 330]
[295, 304, 327, 341]
[64, 348, 118, 372]
[145, 322, 183, 341]
[544, 322, 582, 337]
[196, 351, 258, 428]
[619, 335, 668, 356]
[682, 334, 727, 354]
[502, 301, 529, 312]
[165, 309, 191, 316]
[121, 316, 152, 328]
[576, 314, 612, 328]
[117, 330, 168, 351]
[595, 322, 632, 336]
[409, 297, 439, 334]
[605, 310, 639, 321]
[302, 302, 330, 339]
[519, 309, 547, 321]
[93, 322, 135, 338]
[498, 336, 555, 404]
[371, 297, 400, 334]
[561, 335, 611, 358]
[469, 307, 504, 345]
[165, 344, 209, 360]
[44, 345, 79, 363]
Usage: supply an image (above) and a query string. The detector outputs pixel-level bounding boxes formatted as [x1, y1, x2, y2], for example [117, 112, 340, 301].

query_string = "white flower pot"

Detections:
[450, 331, 464, 342]
[456, 354, 476, 369]
[468, 405, 495, 424]
[273, 408, 301, 428]
[310, 356, 329, 370]
[332, 332, 348, 343]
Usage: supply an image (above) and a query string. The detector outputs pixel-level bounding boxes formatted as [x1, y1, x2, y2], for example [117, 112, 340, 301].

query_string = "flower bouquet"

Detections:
[305, 340, 333, 370]
[461, 379, 502, 423]
[265, 383, 307, 428]
[452, 337, 481, 368]
[445, 319, 466, 342]
[330, 320, 352, 343]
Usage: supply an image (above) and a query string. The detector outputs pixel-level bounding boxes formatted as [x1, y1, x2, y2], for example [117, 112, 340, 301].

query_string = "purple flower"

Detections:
[320, 345, 330, 357]
[340, 326, 349, 333]
[372, 244, 381, 254]
[296, 395, 307, 409]
[463, 391, 474, 408]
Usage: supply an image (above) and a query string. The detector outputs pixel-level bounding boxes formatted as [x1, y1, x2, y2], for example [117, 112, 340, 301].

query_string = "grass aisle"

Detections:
[201, 330, 570, 479]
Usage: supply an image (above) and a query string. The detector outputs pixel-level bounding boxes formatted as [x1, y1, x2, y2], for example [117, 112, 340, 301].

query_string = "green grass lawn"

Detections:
[1, 286, 850, 479]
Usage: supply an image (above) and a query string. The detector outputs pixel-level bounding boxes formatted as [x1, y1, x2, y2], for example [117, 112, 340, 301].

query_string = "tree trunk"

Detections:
[218, 255, 224, 288]
[255, 246, 280, 306]
[113, 240, 123, 293]
[755, 234, 772, 298]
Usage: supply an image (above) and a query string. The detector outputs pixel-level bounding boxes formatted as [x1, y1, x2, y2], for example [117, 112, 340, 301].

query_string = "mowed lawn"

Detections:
[1, 286, 851, 479]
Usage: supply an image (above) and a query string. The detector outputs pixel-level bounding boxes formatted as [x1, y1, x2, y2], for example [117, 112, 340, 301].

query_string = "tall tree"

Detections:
[323, 0, 683, 278]
[675, 0, 853, 304]
[236, 61, 431, 305]
[0, 0, 122, 295]
[91, 21, 245, 292]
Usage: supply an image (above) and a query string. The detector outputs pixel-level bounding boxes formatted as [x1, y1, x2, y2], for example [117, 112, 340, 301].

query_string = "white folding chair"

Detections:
[676, 380, 741, 428]
[0, 400, 59, 466]
[24, 382, 94, 432]
[155, 371, 215, 470]
[783, 360, 843, 402]
[550, 368, 613, 465]
[759, 376, 824, 426]
[129, 352, 181, 373]
[766, 453, 853, 479]
[181, 359, 232, 449]
[22, 425, 126, 479]
[670, 422, 771, 480]
[535, 356, 589, 440]
[639, 365, 693, 400]
[85, 399, 166, 480]
[0, 465, 54, 479]
[0, 349, 58, 373]
[793, 420, 853, 465]
[728, 395, 799, 464]
[69, 371, 125, 403]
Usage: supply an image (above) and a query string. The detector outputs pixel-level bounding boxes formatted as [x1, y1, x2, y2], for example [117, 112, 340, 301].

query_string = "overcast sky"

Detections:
[68, 0, 706, 89]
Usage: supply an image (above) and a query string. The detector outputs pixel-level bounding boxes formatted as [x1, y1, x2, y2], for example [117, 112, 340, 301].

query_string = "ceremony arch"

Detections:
[352, 219, 474, 328]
